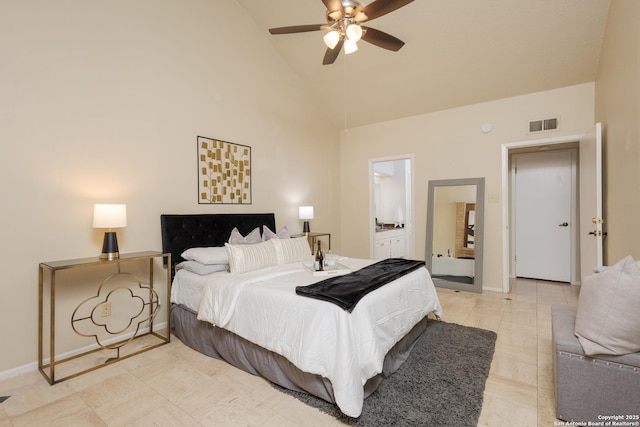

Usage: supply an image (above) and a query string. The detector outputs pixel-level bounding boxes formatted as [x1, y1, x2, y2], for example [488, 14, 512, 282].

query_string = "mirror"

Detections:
[426, 178, 485, 293]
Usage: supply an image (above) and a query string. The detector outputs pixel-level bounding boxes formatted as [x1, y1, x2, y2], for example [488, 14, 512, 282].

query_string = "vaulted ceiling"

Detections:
[238, 0, 610, 129]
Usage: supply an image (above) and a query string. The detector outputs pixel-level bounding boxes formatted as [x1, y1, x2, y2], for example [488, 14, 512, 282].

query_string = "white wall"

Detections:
[0, 1, 340, 374]
[340, 83, 595, 290]
[595, 0, 640, 263]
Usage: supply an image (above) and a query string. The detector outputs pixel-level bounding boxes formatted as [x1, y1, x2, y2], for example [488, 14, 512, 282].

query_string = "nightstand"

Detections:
[293, 232, 331, 255]
[38, 251, 171, 384]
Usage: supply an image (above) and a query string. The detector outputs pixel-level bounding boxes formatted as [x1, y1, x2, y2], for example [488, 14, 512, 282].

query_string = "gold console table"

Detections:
[38, 251, 171, 384]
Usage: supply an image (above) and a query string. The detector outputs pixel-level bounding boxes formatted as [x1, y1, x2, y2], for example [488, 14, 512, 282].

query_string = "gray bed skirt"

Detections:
[170, 303, 431, 408]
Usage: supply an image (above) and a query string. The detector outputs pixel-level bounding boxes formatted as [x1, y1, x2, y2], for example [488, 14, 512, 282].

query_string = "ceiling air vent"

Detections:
[528, 116, 559, 134]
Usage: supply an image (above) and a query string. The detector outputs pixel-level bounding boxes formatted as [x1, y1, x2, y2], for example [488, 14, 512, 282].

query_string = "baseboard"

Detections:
[482, 286, 504, 293]
[0, 321, 168, 381]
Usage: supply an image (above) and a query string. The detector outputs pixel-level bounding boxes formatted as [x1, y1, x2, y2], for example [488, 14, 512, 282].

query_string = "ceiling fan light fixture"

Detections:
[346, 23, 362, 41]
[344, 38, 358, 54]
[323, 30, 341, 49]
[268, 0, 411, 65]
[327, 9, 342, 21]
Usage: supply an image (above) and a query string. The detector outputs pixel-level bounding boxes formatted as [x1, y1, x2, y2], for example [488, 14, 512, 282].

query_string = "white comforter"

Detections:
[173, 258, 442, 417]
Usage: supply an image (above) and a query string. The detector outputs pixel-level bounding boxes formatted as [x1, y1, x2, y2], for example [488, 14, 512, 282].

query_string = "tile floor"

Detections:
[0, 278, 579, 426]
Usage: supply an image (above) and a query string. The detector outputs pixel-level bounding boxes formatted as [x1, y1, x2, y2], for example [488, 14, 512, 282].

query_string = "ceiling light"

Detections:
[323, 30, 340, 49]
[344, 39, 358, 54]
[327, 10, 342, 21]
[346, 23, 362, 42]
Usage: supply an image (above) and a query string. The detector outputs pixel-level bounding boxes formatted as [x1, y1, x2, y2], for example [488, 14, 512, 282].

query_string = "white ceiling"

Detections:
[237, 0, 610, 129]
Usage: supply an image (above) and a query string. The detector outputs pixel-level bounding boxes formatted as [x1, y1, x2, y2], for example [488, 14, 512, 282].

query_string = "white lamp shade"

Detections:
[344, 39, 358, 54]
[346, 24, 362, 41]
[299, 206, 314, 220]
[323, 30, 340, 49]
[93, 204, 127, 228]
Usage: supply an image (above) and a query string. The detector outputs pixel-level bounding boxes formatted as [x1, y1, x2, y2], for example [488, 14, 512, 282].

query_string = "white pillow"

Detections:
[175, 261, 228, 275]
[262, 225, 290, 241]
[226, 240, 277, 275]
[181, 246, 229, 265]
[575, 255, 640, 356]
[228, 227, 262, 244]
[271, 236, 313, 265]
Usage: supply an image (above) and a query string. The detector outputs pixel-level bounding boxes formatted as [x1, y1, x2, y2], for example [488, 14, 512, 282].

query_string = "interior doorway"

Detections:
[501, 124, 603, 293]
[369, 155, 414, 260]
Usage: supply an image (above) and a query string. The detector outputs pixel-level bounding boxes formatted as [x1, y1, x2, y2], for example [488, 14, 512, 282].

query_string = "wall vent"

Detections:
[528, 116, 559, 134]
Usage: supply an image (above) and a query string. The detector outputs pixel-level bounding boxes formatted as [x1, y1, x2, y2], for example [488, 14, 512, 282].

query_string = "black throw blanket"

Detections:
[295, 258, 426, 312]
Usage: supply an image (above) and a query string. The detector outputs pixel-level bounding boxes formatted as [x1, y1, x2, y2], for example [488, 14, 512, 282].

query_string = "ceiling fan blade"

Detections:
[361, 26, 405, 51]
[359, 0, 414, 22]
[269, 24, 328, 35]
[323, 39, 344, 65]
[322, 0, 344, 19]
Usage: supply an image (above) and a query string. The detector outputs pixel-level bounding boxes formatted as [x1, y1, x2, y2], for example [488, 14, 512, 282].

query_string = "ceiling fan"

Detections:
[269, 0, 414, 65]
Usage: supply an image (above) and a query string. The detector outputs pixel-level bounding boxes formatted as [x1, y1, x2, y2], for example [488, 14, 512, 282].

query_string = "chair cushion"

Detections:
[574, 256, 640, 356]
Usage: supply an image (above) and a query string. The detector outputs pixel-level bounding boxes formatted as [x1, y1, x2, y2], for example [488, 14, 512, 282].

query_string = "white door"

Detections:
[579, 123, 604, 282]
[374, 240, 389, 260]
[513, 151, 575, 282]
[390, 236, 405, 257]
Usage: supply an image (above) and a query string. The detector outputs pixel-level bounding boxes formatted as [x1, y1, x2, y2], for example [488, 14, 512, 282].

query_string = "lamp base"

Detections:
[100, 231, 120, 260]
[303, 220, 310, 234]
[99, 251, 120, 260]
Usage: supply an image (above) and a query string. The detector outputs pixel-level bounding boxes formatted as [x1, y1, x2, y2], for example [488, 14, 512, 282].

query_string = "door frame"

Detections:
[501, 133, 584, 293]
[368, 154, 415, 259]
[510, 149, 578, 283]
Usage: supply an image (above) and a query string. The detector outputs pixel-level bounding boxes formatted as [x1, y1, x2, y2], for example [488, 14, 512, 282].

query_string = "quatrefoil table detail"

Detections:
[38, 251, 171, 384]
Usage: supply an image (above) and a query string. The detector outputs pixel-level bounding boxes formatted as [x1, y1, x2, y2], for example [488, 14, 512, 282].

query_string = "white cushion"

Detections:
[228, 227, 262, 244]
[226, 240, 277, 274]
[181, 246, 229, 265]
[575, 255, 640, 356]
[271, 236, 313, 265]
[175, 261, 228, 275]
[262, 225, 290, 241]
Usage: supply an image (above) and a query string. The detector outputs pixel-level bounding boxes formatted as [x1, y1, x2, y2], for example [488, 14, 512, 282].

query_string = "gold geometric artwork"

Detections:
[197, 136, 251, 204]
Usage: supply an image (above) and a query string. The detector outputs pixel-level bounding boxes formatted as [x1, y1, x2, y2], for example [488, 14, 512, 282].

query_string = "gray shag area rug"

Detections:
[274, 320, 497, 427]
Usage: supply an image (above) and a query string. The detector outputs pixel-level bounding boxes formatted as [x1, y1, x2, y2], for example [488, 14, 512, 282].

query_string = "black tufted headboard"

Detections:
[160, 213, 276, 278]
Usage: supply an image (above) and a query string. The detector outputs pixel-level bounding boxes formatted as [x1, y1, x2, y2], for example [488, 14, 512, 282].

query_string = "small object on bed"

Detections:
[302, 261, 351, 277]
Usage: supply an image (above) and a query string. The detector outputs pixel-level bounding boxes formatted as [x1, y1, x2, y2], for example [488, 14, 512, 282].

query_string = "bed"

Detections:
[161, 213, 443, 418]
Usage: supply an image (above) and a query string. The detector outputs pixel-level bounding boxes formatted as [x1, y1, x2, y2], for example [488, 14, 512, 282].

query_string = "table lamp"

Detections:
[93, 204, 127, 260]
[299, 206, 314, 235]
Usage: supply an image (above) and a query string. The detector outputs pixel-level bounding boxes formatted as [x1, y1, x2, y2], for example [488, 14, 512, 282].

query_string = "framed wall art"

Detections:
[197, 136, 251, 204]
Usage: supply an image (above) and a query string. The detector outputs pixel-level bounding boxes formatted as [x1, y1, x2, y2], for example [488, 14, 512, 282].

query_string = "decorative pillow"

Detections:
[575, 255, 640, 356]
[262, 225, 290, 241]
[181, 246, 229, 265]
[175, 261, 228, 275]
[226, 240, 277, 275]
[228, 227, 262, 245]
[271, 236, 313, 265]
